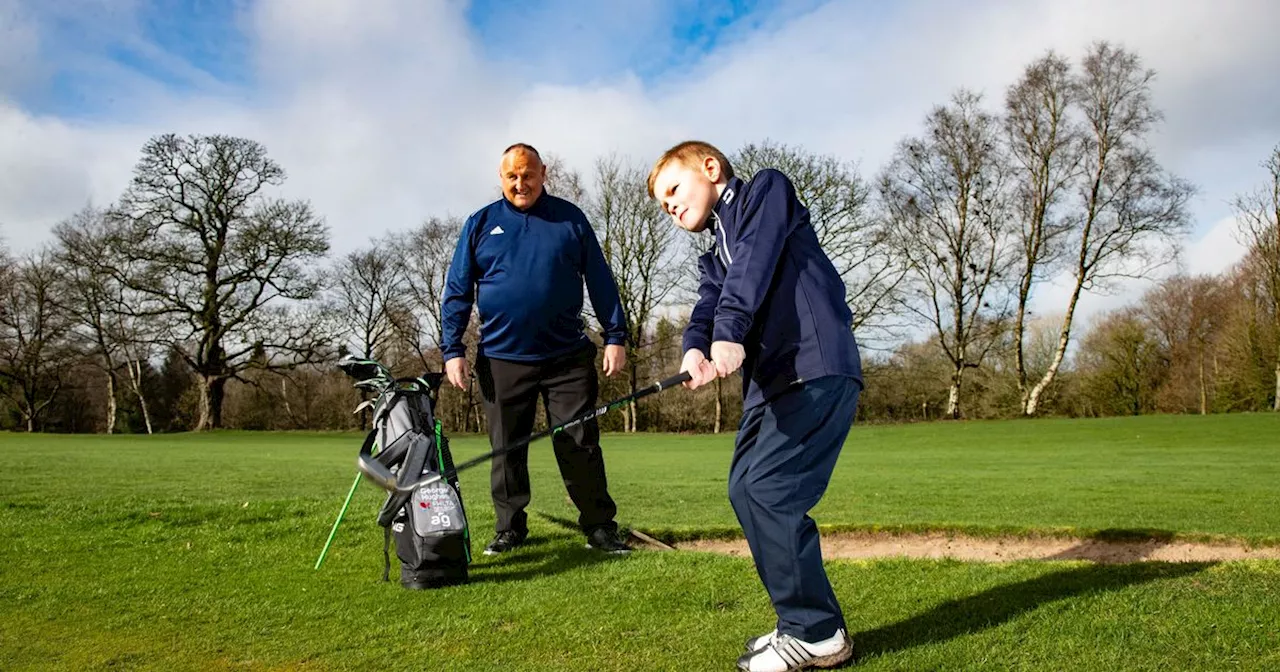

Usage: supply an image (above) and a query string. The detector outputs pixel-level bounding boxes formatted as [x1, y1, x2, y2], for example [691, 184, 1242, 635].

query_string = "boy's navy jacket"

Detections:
[684, 169, 863, 409]
[441, 193, 628, 363]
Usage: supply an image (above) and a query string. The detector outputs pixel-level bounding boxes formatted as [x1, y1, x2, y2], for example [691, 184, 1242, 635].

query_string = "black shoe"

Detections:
[585, 528, 632, 554]
[483, 530, 526, 555]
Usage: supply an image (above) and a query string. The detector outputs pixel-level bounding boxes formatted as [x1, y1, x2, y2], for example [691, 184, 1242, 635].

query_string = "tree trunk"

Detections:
[138, 389, 154, 435]
[1015, 311, 1031, 414]
[104, 371, 118, 434]
[1198, 349, 1208, 416]
[946, 368, 962, 420]
[196, 375, 227, 431]
[1025, 275, 1086, 416]
[281, 377, 303, 430]
[1273, 351, 1280, 412]
[1014, 257, 1036, 414]
[126, 360, 154, 435]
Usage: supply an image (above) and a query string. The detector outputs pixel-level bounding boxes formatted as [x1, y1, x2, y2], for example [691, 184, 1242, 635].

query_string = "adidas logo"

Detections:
[490, 226, 505, 235]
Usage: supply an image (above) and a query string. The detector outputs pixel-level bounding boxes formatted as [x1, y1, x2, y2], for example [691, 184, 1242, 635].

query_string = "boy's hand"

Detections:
[710, 341, 745, 378]
[680, 349, 717, 390]
[445, 357, 470, 390]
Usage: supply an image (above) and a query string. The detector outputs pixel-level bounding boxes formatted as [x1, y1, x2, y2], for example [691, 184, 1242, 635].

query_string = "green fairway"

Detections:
[2, 414, 1279, 670]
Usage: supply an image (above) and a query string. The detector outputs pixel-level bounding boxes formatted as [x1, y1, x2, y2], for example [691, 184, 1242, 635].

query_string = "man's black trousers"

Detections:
[476, 343, 618, 538]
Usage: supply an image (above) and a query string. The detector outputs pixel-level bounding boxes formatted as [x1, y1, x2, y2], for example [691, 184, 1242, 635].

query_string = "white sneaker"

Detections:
[744, 629, 777, 653]
[735, 628, 853, 672]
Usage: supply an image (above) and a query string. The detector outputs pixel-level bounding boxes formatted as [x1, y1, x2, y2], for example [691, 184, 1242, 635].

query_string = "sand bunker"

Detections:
[656, 531, 1280, 564]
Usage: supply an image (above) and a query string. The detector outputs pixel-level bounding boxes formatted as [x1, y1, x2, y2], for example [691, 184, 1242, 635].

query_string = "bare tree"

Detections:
[586, 155, 684, 431]
[733, 140, 905, 343]
[324, 241, 409, 429]
[104, 133, 332, 430]
[1023, 42, 1194, 415]
[880, 89, 1017, 419]
[0, 250, 78, 431]
[52, 206, 124, 432]
[1003, 52, 1085, 413]
[544, 152, 587, 204]
[1231, 144, 1280, 411]
[327, 242, 407, 361]
[53, 208, 162, 434]
[387, 216, 464, 365]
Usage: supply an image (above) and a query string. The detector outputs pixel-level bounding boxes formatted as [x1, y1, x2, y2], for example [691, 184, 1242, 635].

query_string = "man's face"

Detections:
[500, 149, 546, 210]
[652, 157, 723, 233]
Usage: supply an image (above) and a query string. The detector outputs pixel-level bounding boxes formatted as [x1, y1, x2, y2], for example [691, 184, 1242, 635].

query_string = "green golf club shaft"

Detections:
[314, 472, 362, 569]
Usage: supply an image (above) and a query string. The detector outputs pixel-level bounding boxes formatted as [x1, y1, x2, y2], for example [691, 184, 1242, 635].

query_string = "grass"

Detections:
[1, 413, 1278, 670]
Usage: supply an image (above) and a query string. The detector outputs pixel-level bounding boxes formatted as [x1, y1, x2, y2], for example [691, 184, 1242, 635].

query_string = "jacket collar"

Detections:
[708, 177, 743, 267]
[713, 177, 744, 221]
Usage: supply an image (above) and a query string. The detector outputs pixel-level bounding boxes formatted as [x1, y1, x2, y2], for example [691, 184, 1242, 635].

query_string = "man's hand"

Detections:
[603, 344, 626, 377]
[680, 349, 717, 390]
[445, 357, 470, 390]
[710, 341, 745, 379]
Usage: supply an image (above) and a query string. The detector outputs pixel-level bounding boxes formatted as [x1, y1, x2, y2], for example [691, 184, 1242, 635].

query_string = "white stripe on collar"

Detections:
[711, 211, 732, 266]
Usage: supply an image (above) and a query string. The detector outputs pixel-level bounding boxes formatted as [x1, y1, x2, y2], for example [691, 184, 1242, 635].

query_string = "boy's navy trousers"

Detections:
[728, 374, 861, 642]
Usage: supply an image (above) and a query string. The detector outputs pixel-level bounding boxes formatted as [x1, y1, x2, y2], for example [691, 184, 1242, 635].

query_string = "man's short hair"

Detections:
[502, 143, 543, 163]
[647, 140, 735, 198]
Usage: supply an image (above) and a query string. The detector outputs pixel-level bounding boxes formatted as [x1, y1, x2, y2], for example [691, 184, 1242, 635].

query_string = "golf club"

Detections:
[356, 369, 693, 493]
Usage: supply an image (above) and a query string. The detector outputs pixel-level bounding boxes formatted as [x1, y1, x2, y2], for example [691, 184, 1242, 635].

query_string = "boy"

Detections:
[647, 141, 864, 672]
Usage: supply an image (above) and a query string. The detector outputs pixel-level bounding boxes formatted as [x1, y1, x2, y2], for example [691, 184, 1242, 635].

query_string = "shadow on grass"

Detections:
[451, 510, 634, 585]
[853, 561, 1214, 662]
[467, 538, 625, 585]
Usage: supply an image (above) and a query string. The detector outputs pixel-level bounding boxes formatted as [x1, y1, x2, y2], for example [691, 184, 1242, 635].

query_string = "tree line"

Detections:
[2, 40, 1277, 434]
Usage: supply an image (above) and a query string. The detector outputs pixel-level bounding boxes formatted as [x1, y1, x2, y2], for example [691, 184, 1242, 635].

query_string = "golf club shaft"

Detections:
[407, 370, 692, 490]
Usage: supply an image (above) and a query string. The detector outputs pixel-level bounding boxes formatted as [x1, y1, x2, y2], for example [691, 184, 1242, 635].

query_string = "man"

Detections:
[441, 143, 632, 555]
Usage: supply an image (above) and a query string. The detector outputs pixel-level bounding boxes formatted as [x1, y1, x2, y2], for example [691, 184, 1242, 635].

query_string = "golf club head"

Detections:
[337, 355, 391, 384]
[352, 377, 390, 391]
[356, 440, 445, 493]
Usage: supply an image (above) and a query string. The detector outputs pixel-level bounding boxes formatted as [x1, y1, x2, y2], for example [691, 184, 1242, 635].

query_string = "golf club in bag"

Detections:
[356, 369, 693, 492]
[333, 355, 471, 589]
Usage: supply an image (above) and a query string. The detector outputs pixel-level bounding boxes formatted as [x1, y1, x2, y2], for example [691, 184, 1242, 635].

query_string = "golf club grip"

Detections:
[656, 370, 693, 390]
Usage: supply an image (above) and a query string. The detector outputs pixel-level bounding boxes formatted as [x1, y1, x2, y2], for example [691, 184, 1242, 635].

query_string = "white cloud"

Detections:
[1, 0, 1277, 320]
[1183, 215, 1252, 277]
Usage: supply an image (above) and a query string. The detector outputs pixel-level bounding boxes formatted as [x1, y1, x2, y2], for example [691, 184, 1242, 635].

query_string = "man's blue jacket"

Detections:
[442, 193, 628, 363]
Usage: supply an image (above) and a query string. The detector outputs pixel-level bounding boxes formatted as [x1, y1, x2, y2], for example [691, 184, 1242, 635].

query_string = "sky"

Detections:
[2, 0, 1278, 334]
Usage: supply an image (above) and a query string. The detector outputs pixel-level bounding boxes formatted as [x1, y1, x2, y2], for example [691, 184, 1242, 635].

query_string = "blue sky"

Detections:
[13, 0, 843, 117]
[462, 0, 833, 84]
[8, 0, 253, 118]
[2, 0, 1279, 330]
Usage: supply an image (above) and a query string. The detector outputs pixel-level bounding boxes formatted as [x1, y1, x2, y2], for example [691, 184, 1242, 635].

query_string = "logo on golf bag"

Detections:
[411, 475, 466, 536]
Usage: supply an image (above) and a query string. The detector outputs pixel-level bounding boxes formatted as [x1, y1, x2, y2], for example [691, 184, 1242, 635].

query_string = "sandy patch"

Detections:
[664, 531, 1280, 564]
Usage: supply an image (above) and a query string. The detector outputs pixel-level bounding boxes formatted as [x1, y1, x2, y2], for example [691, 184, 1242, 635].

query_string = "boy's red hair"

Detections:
[647, 141, 736, 198]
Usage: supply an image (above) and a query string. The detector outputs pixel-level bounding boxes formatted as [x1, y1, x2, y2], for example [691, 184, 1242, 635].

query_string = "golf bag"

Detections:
[357, 371, 471, 589]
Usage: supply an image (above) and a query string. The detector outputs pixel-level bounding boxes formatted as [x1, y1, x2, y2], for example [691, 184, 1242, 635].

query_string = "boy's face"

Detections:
[652, 157, 725, 233]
